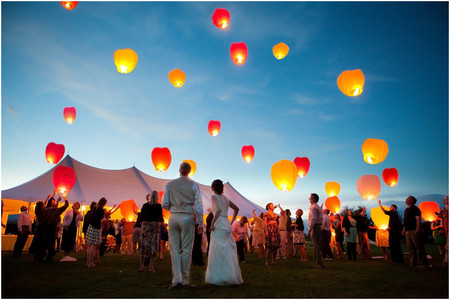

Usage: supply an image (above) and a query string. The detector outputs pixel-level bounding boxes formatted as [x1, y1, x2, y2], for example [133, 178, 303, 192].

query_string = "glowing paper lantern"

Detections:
[241, 145, 255, 163]
[63, 107, 77, 124]
[208, 120, 221, 136]
[45, 142, 65, 164]
[325, 181, 341, 197]
[182, 160, 197, 177]
[371, 206, 390, 230]
[119, 199, 138, 222]
[230, 42, 248, 65]
[293, 157, 310, 178]
[151, 147, 172, 172]
[418, 201, 440, 222]
[157, 191, 171, 221]
[270, 160, 298, 192]
[61, 1, 78, 10]
[361, 138, 389, 165]
[382, 168, 399, 187]
[272, 42, 289, 60]
[325, 196, 341, 214]
[52, 165, 76, 196]
[168, 69, 186, 88]
[212, 8, 230, 29]
[337, 69, 365, 97]
[356, 175, 381, 200]
[114, 49, 138, 74]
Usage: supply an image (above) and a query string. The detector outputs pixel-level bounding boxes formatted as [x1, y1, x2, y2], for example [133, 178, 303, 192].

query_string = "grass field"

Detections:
[2, 243, 448, 298]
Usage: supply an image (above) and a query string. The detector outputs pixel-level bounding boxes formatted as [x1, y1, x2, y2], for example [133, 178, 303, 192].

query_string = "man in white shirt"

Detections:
[162, 162, 203, 290]
[13, 206, 32, 257]
[232, 216, 249, 263]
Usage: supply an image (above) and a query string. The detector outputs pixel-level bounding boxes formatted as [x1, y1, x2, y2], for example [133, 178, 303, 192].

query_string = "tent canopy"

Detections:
[1, 155, 266, 217]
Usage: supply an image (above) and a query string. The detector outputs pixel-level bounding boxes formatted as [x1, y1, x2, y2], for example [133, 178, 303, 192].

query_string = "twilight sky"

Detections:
[1, 1, 448, 215]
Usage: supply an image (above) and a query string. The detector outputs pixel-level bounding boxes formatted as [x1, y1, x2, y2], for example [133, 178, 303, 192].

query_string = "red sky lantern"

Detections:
[356, 174, 381, 200]
[382, 168, 399, 187]
[45, 142, 65, 164]
[63, 107, 77, 124]
[230, 42, 248, 65]
[325, 196, 341, 214]
[212, 8, 230, 29]
[418, 201, 440, 222]
[151, 147, 172, 172]
[293, 157, 310, 178]
[241, 145, 255, 163]
[52, 165, 76, 196]
[61, 1, 78, 10]
[119, 199, 138, 222]
[208, 120, 221, 136]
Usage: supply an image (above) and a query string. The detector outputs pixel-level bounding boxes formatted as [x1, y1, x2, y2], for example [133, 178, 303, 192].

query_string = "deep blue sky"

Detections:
[2, 2, 448, 214]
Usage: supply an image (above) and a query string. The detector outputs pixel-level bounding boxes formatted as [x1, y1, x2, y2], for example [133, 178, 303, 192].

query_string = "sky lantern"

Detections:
[212, 8, 230, 29]
[325, 181, 341, 197]
[157, 191, 171, 221]
[208, 120, 221, 136]
[418, 201, 440, 222]
[63, 107, 77, 124]
[230, 42, 248, 65]
[272, 42, 289, 60]
[151, 147, 172, 172]
[114, 48, 138, 74]
[119, 199, 138, 222]
[371, 206, 390, 230]
[325, 196, 341, 213]
[270, 160, 298, 192]
[241, 145, 255, 163]
[293, 157, 310, 178]
[45, 142, 65, 164]
[361, 138, 389, 165]
[52, 165, 76, 196]
[61, 1, 78, 10]
[382, 168, 399, 187]
[168, 68, 186, 88]
[337, 69, 365, 97]
[356, 175, 381, 200]
[182, 159, 197, 177]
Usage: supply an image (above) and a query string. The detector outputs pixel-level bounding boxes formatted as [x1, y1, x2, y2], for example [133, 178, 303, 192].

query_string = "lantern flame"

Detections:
[221, 21, 227, 29]
[353, 87, 361, 96]
[119, 65, 128, 74]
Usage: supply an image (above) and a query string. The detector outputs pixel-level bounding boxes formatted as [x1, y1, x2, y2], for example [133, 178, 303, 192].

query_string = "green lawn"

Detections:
[2, 243, 448, 298]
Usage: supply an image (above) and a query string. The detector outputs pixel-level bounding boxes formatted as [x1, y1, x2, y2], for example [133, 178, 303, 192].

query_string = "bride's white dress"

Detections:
[205, 194, 244, 286]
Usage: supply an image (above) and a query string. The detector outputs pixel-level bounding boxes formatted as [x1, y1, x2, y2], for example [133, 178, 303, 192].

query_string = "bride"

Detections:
[205, 179, 244, 286]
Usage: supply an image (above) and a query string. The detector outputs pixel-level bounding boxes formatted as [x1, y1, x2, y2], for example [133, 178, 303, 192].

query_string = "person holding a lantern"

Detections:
[377, 200, 403, 263]
[42, 194, 69, 262]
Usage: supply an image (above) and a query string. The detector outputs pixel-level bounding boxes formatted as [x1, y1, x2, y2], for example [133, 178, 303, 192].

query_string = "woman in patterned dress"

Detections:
[263, 202, 281, 265]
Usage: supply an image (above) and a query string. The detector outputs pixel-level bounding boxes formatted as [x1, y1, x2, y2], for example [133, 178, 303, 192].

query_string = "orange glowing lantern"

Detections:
[61, 1, 78, 10]
[212, 8, 230, 29]
[63, 107, 77, 124]
[337, 69, 365, 97]
[361, 138, 389, 165]
[272, 42, 289, 60]
[52, 165, 76, 196]
[168, 69, 186, 88]
[119, 199, 138, 222]
[182, 160, 197, 177]
[207, 120, 221, 136]
[293, 157, 310, 178]
[371, 206, 390, 230]
[382, 168, 399, 187]
[241, 145, 255, 163]
[158, 191, 171, 221]
[114, 48, 138, 74]
[151, 147, 172, 172]
[325, 181, 341, 197]
[230, 42, 248, 65]
[270, 160, 298, 192]
[45, 142, 65, 164]
[325, 196, 341, 214]
[356, 175, 381, 200]
[418, 201, 440, 222]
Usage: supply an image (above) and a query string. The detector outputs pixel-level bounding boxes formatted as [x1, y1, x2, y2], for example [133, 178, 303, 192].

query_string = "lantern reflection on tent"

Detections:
[325, 181, 341, 197]
[114, 48, 138, 74]
[168, 69, 186, 88]
[382, 168, 399, 187]
[230, 42, 248, 65]
[418, 201, 440, 222]
[371, 206, 390, 230]
[52, 165, 76, 196]
[270, 160, 298, 192]
[241, 145, 255, 163]
[272, 42, 289, 60]
[61, 1, 78, 10]
[119, 199, 138, 222]
[45, 142, 65, 164]
[212, 8, 230, 29]
[293, 157, 310, 178]
[325, 196, 341, 214]
[356, 175, 381, 200]
[361, 138, 389, 165]
[182, 160, 197, 177]
[337, 69, 365, 97]
[208, 120, 221, 136]
[63, 107, 77, 124]
[151, 147, 172, 172]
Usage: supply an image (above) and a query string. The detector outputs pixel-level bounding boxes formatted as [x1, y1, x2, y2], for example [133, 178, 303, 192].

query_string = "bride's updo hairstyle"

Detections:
[211, 179, 224, 195]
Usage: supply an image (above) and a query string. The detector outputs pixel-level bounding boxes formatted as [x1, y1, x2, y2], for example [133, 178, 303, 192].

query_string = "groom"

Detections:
[162, 162, 203, 289]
